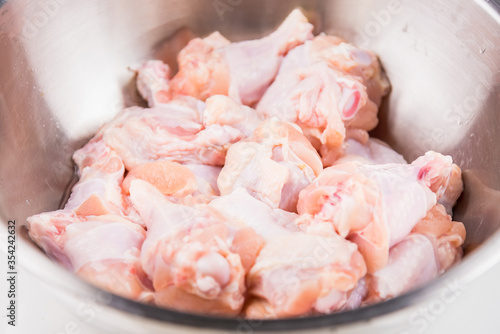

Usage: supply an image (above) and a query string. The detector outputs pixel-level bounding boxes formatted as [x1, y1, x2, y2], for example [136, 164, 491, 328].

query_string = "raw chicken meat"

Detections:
[297, 151, 456, 273]
[97, 95, 261, 169]
[121, 160, 221, 204]
[184, 164, 221, 196]
[218, 118, 323, 212]
[245, 233, 366, 318]
[366, 204, 465, 302]
[305, 34, 390, 106]
[257, 34, 390, 165]
[129, 179, 252, 315]
[256, 62, 367, 164]
[27, 210, 150, 300]
[338, 138, 407, 165]
[131, 60, 172, 107]
[122, 160, 198, 197]
[67, 139, 126, 216]
[99, 103, 204, 169]
[202, 94, 263, 138]
[210, 189, 367, 318]
[410, 204, 465, 272]
[26, 8, 466, 319]
[210, 188, 299, 239]
[169, 9, 313, 105]
[209, 188, 294, 271]
[438, 164, 464, 214]
[366, 233, 440, 302]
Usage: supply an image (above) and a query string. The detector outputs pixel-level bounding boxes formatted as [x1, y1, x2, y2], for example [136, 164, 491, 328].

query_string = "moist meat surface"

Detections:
[27, 9, 465, 318]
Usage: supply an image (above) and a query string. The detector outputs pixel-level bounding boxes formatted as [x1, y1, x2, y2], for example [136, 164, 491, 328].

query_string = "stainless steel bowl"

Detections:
[1, 0, 500, 332]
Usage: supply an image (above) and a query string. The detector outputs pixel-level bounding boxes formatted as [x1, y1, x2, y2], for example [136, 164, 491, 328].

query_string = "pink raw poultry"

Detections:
[134, 10, 313, 106]
[169, 9, 313, 105]
[210, 188, 366, 318]
[27, 211, 151, 300]
[338, 138, 408, 165]
[297, 151, 457, 273]
[218, 118, 323, 212]
[245, 232, 366, 318]
[131, 60, 172, 107]
[306, 34, 390, 106]
[67, 139, 126, 217]
[257, 34, 390, 165]
[24, 7, 467, 319]
[94, 95, 261, 169]
[366, 204, 465, 303]
[129, 179, 263, 315]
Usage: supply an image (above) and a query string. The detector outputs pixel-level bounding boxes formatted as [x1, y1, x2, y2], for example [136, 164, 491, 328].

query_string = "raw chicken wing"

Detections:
[257, 34, 389, 165]
[169, 9, 313, 105]
[210, 189, 366, 318]
[129, 179, 248, 315]
[411, 204, 465, 271]
[100, 95, 261, 169]
[366, 204, 465, 302]
[67, 139, 126, 216]
[297, 151, 455, 273]
[27, 210, 150, 300]
[245, 233, 366, 318]
[131, 60, 172, 107]
[438, 164, 463, 214]
[218, 118, 322, 212]
[307, 34, 390, 106]
[338, 138, 407, 165]
[210, 188, 299, 239]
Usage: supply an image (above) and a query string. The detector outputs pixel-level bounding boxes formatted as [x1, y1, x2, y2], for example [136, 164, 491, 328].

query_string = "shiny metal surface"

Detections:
[1, 0, 500, 332]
